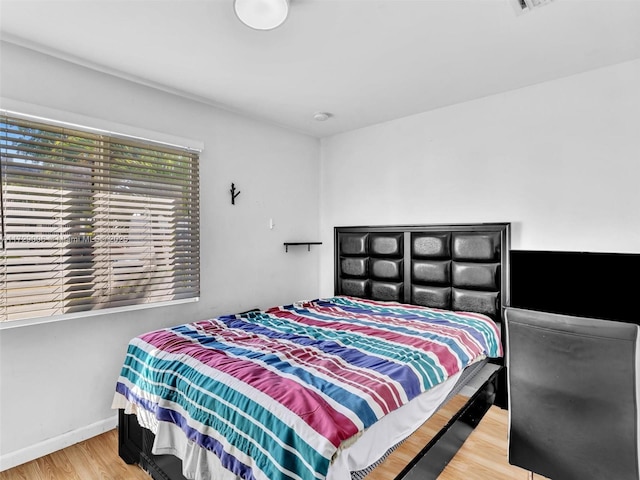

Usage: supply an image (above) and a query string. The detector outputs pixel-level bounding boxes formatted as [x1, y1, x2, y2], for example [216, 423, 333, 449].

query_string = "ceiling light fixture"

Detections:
[234, 0, 289, 30]
[313, 112, 332, 122]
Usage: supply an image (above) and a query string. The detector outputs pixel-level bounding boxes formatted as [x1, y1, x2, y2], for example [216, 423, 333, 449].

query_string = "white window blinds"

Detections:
[0, 113, 200, 324]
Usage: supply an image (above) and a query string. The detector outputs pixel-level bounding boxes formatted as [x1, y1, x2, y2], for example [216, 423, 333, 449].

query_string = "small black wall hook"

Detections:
[230, 183, 241, 205]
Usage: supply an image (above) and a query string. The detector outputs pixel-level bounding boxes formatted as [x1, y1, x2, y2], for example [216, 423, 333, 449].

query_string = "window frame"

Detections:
[0, 102, 202, 330]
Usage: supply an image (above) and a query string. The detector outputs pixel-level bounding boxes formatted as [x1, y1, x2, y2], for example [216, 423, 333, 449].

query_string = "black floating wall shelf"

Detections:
[284, 242, 322, 253]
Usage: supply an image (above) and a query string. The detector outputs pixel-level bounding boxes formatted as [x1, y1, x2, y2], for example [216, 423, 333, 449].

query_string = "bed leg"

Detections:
[118, 409, 142, 465]
[493, 363, 508, 409]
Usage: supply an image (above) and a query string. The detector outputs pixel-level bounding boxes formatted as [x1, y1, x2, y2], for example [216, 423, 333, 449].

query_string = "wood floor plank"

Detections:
[438, 406, 549, 480]
[0, 406, 549, 480]
[0, 461, 41, 480]
[365, 394, 469, 479]
[0, 430, 150, 480]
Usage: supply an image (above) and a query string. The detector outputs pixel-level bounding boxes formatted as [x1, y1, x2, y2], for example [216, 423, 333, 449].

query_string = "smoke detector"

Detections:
[313, 112, 332, 122]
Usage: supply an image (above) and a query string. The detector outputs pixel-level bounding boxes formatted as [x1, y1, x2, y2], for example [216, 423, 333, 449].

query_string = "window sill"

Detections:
[0, 297, 199, 330]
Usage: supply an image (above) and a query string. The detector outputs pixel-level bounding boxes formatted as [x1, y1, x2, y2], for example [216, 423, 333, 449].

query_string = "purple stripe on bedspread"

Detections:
[194, 318, 406, 414]
[214, 315, 419, 400]
[116, 381, 255, 480]
[270, 308, 464, 377]
[142, 326, 361, 445]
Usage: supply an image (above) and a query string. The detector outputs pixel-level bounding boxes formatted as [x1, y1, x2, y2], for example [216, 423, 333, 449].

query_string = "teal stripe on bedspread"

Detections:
[120, 344, 329, 480]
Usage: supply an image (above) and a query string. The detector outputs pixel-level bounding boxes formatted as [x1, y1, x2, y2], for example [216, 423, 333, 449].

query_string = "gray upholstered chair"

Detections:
[505, 307, 639, 480]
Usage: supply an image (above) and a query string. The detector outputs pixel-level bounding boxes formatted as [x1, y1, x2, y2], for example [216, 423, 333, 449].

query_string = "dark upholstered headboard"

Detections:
[334, 223, 510, 324]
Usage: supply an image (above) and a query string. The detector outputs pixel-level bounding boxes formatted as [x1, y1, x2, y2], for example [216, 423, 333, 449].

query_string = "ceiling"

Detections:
[1, 0, 640, 138]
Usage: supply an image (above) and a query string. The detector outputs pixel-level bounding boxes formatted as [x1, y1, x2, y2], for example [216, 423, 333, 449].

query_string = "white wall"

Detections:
[319, 59, 640, 296]
[0, 42, 321, 468]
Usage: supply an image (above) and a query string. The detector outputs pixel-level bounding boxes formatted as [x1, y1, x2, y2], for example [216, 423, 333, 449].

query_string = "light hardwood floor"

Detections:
[1, 404, 547, 480]
[0, 430, 149, 480]
[366, 395, 549, 480]
[438, 406, 548, 480]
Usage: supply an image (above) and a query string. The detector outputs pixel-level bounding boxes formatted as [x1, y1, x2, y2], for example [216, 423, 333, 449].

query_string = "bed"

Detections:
[114, 222, 510, 480]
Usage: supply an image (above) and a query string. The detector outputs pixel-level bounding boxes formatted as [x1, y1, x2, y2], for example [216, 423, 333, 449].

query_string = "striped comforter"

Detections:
[113, 296, 502, 480]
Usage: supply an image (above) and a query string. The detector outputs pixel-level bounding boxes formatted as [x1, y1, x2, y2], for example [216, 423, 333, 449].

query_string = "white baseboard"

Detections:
[0, 415, 118, 472]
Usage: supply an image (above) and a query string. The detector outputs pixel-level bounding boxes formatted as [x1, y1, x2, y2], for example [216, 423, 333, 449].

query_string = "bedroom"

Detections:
[1, 0, 639, 479]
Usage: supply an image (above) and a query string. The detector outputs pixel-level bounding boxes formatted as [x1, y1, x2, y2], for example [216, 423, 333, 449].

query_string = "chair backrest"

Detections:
[505, 307, 639, 480]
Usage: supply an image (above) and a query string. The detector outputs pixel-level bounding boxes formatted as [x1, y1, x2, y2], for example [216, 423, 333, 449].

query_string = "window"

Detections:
[0, 112, 200, 325]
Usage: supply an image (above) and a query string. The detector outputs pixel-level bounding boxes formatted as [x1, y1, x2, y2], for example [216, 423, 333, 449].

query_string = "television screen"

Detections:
[509, 250, 639, 324]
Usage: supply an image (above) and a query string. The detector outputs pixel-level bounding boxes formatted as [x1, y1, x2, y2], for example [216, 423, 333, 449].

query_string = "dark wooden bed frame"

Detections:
[118, 222, 511, 480]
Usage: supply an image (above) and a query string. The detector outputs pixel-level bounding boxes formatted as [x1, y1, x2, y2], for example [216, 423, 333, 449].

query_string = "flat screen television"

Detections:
[509, 250, 639, 324]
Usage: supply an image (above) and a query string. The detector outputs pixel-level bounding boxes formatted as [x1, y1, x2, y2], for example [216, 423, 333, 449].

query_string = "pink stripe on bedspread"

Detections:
[318, 305, 494, 358]
[142, 328, 360, 445]
[269, 308, 468, 377]
[209, 324, 405, 415]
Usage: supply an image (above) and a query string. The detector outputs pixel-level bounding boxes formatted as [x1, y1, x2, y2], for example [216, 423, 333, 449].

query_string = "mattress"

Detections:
[113, 296, 502, 480]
